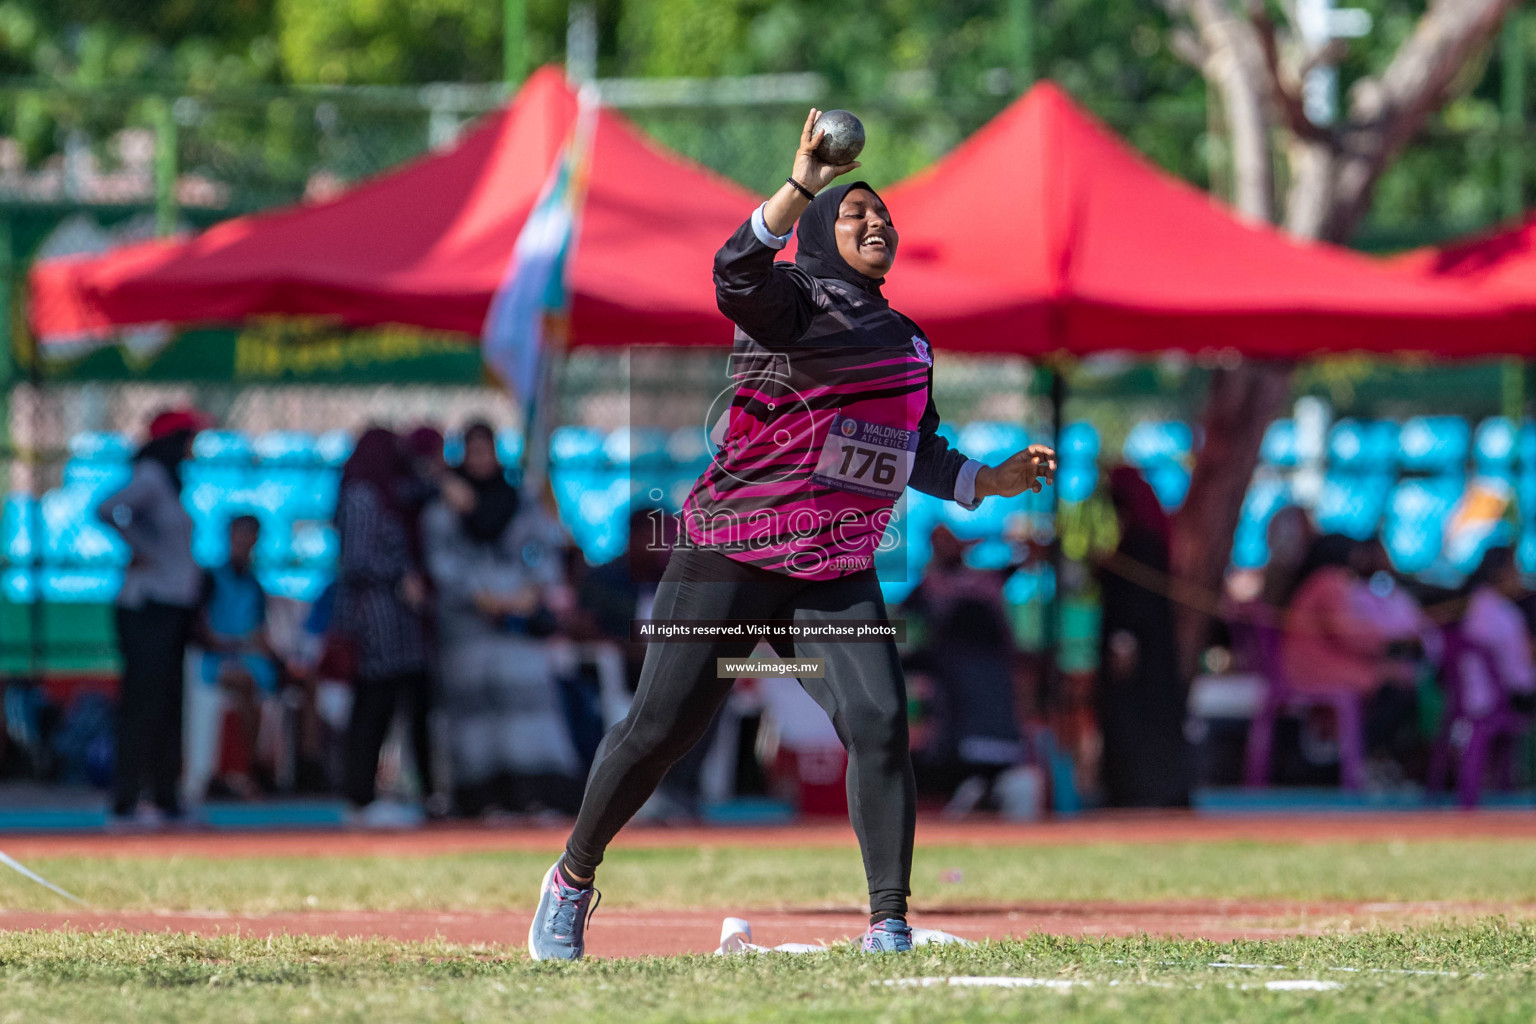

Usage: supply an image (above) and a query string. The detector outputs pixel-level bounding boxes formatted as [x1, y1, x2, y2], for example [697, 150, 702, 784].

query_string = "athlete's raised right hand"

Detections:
[791, 107, 862, 195]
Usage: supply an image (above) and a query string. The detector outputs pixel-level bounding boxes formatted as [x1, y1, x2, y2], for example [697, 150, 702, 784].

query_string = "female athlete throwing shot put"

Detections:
[530, 109, 1057, 959]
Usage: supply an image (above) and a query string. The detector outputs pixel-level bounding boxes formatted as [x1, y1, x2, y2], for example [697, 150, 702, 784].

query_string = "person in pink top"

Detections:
[1456, 546, 1536, 720]
[1282, 534, 1422, 781]
[1281, 534, 1411, 695]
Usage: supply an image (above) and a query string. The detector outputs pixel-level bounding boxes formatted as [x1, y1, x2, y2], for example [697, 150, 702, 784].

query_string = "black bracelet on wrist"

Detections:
[785, 176, 817, 202]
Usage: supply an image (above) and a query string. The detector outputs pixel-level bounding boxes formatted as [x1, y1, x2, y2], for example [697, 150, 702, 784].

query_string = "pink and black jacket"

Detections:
[680, 182, 983, 581]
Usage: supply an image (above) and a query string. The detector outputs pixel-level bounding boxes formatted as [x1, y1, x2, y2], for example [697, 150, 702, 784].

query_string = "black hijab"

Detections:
[454, 425, 520, 544]
[1286, 533, 1358, 605]
[134, 430, 193, 494]
[795, 180, 889, 296]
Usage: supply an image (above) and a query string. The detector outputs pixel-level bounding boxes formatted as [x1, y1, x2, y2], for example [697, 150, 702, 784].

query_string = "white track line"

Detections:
[0, 851, 86, 906]
[883, 977, 1348, 991]
[1112, 959, 1480, 979]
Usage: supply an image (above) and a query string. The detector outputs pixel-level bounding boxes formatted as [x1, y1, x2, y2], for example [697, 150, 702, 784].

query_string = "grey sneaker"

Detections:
[528, 862, 600, 961]
[862, 918, 914, 953]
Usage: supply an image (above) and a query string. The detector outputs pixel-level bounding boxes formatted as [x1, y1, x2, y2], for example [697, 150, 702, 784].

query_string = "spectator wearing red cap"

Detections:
[96, 406, 208, 825]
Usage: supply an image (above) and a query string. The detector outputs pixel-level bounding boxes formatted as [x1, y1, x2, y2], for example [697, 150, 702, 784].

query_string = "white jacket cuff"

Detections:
[751, 202, 794, 249]
[954, 459, 984, 510]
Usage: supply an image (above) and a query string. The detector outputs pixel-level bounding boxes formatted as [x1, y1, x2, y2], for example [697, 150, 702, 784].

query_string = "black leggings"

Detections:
[563, 547, 915, 917]
[344, 668, 430, 808]
[113, 602, 195, 816]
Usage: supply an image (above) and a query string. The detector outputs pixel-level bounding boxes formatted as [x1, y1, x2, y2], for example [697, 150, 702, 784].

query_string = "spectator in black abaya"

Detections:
[335, 427, 431, 825]
[97, 407, 208, 825]
[424, 421, 582, 816]
[1095, 464, 1189, 807]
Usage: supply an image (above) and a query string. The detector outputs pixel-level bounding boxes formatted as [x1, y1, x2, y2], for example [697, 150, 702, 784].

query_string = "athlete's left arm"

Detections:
[908, 378, 986, 510]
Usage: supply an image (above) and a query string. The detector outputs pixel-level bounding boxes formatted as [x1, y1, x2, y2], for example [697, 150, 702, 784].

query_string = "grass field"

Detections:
[5, 831, 1536, 1022]
[4, 926, 1535, 1023]
[8, 839, 1536, 911]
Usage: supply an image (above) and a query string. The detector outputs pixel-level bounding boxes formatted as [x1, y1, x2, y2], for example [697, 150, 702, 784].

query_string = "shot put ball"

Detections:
[812, 109, 865, 166]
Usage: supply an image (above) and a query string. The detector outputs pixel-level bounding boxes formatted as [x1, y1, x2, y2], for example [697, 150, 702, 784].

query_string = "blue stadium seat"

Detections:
[182, 464, 249, 507]
[193, 430, 254, 463]
[1520, 419, 1536, 468]
[1002, 566, 1054, 605]
[190, 507, 231, 567]
[2, 495, 36, 563]
[965, 538, 1017, 571]
[0, 567, 28, 602]
[254, 431, 320, 465]
[496, 430, 525, 468]
[41, 484, 126, 566]
[1059, 421, 1100, 464]
[1328, 419, 1398, 470]
[667, 426, 712, 467]
[254, 513, 296, 566]
[551, 467, 629, 564]
[957, 422, 1028, 464]
[260, 467, 336, 520]
[1398, 416, 1470, 473]
[68, 432, 133, 462]
[1144, 463, 1190, 510]
[258, 568, 327, 603]
[604, 427, 670, 467]
[1056, 463, 1098, 504]
[941, 491, 1024, 540]
[1260, 419, 1299, 468]
[61, 460, 131, 497]
[1123, 421, 1193, 467]
[549, 426, 607, 468]
[289, 521, 339, 568]
[1474, 417, 1517, 468]
[42, 569, 120, 604]
[1521, 530, 1536, 574]
[1231, 476, 1291, 569]
[1383, 476, 1464, 573]
[316, 430, 354, 467]
[1315, 472, 1392, 540]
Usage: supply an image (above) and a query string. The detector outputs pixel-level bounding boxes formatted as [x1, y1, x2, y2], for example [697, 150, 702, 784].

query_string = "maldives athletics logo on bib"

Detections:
[912, 336, 932, 365]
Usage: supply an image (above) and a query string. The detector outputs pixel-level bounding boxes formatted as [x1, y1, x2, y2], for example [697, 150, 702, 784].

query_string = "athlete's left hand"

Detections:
[975, 444, 1057, 499]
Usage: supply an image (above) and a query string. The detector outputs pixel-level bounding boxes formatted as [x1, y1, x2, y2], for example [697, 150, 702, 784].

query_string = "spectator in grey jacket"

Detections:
[97, 407, 208, 824]
[423, 423, 582, 815]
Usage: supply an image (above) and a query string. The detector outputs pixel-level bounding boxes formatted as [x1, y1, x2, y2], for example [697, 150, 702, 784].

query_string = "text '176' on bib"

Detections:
[810, 412, 918, 500]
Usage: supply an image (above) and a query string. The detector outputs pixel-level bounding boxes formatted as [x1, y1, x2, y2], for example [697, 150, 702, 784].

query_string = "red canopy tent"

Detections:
[1391, 217, 1536, 305]
[878, 82, 1531, 357]
[28, 66, 759, 352]
[30, 75, 1527, 358]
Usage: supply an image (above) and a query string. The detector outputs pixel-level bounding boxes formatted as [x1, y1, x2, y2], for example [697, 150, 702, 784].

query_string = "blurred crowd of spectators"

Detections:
[84, 408, 1536, 828]
[92, 409, 1059, 828]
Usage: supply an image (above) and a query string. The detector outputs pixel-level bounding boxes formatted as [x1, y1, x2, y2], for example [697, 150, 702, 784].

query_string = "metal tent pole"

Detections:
[1042, 360, 1066, 712]
[504, 0, 527, 90]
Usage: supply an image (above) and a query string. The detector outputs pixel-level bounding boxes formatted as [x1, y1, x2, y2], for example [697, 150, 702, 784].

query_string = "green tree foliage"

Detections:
[0, 0, 1523, 240]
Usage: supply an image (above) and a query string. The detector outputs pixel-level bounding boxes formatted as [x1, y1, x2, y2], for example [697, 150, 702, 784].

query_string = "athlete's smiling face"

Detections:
[834, 188, 898, 279]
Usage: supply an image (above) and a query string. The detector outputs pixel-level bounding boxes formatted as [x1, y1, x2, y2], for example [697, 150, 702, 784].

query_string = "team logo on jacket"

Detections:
[912, 336, 932, 365]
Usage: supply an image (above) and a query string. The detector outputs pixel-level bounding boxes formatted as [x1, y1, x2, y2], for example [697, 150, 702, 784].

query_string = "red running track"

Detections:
[7, 810, 1536, 860]
[3, 899, 1529, 958]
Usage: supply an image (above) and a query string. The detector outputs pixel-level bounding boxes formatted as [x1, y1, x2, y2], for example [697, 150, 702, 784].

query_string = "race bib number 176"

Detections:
[810, 413, 918, 500]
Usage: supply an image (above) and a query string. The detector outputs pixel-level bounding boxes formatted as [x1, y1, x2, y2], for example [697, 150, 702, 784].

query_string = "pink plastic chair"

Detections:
[1427, 628, 1530, 809]
[1233, 618, 1367, 791]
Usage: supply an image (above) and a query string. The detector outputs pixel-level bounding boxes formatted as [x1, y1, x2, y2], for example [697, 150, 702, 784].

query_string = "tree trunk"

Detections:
[1283, 137, 1336, 239]
[1170, 362, 1294, 680]
[1169, 27, 1284, 681]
